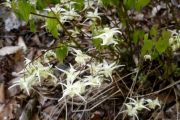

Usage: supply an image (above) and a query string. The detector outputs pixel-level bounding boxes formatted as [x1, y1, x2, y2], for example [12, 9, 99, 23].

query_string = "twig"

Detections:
[133, 79, 180, 97]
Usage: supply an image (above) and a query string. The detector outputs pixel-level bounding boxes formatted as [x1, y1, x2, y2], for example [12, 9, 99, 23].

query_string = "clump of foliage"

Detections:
[4, 0, 180, 119]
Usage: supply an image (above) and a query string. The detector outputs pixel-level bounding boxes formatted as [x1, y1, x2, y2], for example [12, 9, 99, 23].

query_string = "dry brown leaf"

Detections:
[0, 83, 5, 103]
[91, 111, 102, 120]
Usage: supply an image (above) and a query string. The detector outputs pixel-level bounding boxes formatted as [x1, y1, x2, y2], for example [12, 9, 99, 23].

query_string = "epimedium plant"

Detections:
[5, 0, 180, 119]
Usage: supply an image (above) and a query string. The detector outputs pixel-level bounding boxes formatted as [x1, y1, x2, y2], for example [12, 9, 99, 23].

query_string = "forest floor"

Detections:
[0, 0, 180, 120]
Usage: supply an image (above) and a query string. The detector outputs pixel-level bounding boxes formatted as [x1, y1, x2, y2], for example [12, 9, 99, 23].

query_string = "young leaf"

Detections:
[161, 30, 171, 41]
[133, 29, 144, 44]
[36, 0, 49, 10]
[141, 34, 153, 55]
[73, 0, 84, 10]
[135, 0, 150, 11]
[150, 25, 158, 37]
[36, 0, 60, 10]
[155, 30, 171, 54]
[17, 0, 33, 21]
[55, 43, 68, 63]
[92, 38, 102, 49]
[29, 20, 36, 32]
[123, 0, 135, 9]
[45, 12, 59, 38]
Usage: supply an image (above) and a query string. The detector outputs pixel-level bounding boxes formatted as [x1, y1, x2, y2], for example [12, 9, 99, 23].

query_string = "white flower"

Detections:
[101, 60, 124, 79]
[24, 59, 57, 83]
[10, 58, 57, 95]
[68, 27, 80, 37]
[93, 27, 121, 46]
[60, 81, 86, 101]
[84, 75, 103, 87]
[125, 104, 139, 120]
[87, 62, 103, 75]
[61, 8, 80, 22]
[34, 63, 57, 84]
[72, 49, 91, 65]
[127, 98, 150, 111]
[10, 54, 59, 95]
[56, 64, 80, 83]
[10, 75, 37, 95]
[144, 54, 152, 61]
[146, 98, 161, 109]
[86, 8, 101, 21]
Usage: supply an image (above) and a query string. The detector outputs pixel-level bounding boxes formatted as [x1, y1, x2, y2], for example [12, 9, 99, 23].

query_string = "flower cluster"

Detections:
[45, 3, 80, 23]
[56, 48, 124, 101]
[10, 51, 57, 95]
[124, 98, 161, 120]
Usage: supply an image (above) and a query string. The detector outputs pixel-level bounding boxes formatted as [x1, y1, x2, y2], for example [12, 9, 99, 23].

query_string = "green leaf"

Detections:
[123, 0, 135, 9]
[101, 0, 111, 6]
[141, 34, 153, 55]
[36, 0, 48, 10]
[45, 12, 59, 38]
[29, 20, 36, 32]
[161, 30, 171, 41]
[92, 38, 102, 49]
[51, 0, 60, 4]
[135, 0, 150, 11]
[11, 0, 36, 22]
[111, 0, 120, 6]
[151, 51, 159, 59]
[18, 0, 33, 21]
[101, 0, 120, 7]
[155, 30, 171, 54]
[55, 43, 68, 63]
[150, 25, 158, 37]
[36, 0, 60, 10]
[133, 29, 144, 44]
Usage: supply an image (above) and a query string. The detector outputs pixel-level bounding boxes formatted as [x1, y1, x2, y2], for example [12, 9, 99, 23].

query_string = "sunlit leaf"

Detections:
[141, 34, 153, 55]
[45, 12, 59, 38]
[29, 20, 36, 32]
[123, 0, 135, 9]
[92, 38, 102, 49]
[155, 30, 171, 54]
[11, 0, 34, 21]
[135, 0, 150, 11]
